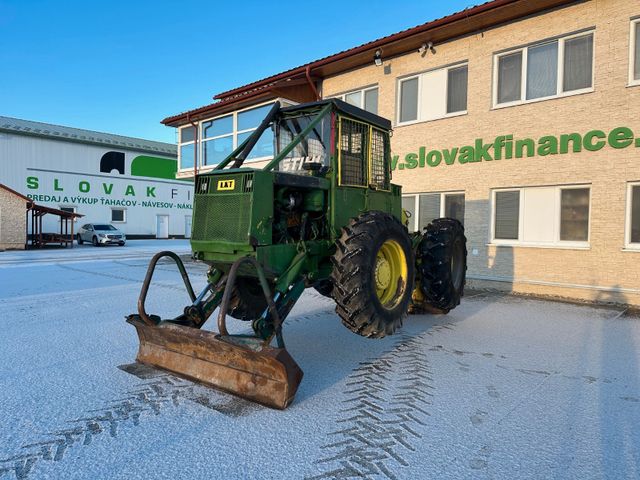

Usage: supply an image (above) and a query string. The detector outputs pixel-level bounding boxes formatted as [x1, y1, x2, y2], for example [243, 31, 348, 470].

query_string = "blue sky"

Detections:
[0, 0, 474, 143]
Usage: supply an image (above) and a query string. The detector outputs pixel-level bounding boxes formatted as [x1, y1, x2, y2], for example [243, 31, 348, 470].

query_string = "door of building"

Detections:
[156, 214, 169, 239]
[184, 215, 192, 239]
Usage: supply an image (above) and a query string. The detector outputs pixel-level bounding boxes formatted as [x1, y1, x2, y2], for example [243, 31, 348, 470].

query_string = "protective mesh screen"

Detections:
[192, 193, 251, 243]
[370, 128, 390, 190]
[339, 118, 369, 187]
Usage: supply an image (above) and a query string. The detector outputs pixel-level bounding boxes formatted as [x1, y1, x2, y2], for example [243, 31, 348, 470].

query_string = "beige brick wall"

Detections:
[0, 189, 27, 250]
[323, 0, 640, 305]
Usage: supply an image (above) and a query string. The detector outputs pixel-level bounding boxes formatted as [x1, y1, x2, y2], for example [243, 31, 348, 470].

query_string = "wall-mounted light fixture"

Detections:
[373, 49, 383, 66]
[418, 41, 436, 57]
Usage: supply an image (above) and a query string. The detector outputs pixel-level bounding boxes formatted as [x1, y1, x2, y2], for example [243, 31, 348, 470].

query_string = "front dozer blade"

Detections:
[127, 316, 303, 410]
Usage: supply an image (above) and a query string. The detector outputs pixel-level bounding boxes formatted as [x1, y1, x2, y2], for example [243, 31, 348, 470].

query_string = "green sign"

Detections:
[392, 126, 639, 171]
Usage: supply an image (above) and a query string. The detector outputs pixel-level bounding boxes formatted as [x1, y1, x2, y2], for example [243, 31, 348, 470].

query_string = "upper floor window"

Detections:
[397, 63, 468, 125]
[630, 19, 640, 86]
[334, 86, 379, 114]
[626, 182, 640, 249]
[494, 31, 594, 108]
[179, 126, 197, 170]
[178, 102, 276, 170]
[492, 185, 590, 248]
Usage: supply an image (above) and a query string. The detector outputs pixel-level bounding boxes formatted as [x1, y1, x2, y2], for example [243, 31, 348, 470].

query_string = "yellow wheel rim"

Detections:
[374, 239, 408, 308]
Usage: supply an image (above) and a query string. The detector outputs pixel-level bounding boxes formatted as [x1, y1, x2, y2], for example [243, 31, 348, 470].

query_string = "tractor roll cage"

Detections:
[213, 99, 391, 173]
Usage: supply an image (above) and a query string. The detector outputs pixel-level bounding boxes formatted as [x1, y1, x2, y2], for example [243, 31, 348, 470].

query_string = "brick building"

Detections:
[163, 0, 640, 306]
[0, 184, 30, 250]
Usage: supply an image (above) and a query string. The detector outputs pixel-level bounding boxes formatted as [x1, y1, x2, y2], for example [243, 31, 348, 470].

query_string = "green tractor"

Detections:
[127, 99, 466, 408]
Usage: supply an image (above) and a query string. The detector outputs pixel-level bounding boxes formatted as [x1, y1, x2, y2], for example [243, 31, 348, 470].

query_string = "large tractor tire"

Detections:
[417, 218, 467, 313]
[228, 276, 268, 321]
[331, 211, 414, 338]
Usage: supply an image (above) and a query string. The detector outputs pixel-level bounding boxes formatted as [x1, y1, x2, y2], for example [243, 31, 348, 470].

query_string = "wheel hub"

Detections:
[374, 239, 408, 308]
[375, 256, 392, 290]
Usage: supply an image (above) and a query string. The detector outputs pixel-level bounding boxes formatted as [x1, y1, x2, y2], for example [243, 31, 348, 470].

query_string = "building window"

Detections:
[630, 19, 640, 85]
[333, 86, 379, 114]
[178, 101, 277, 171]
[494, 31, 594, 107]
[111, 208, 126, 223]
[59, 206, 78, 222]
[202, 114, 234, 166]
[559, 188, 590, 241]
[492, 185, 590, 247]
[398, 63, 468, 125]
[626, 182, 640, 248]
[179, 126, 197, 170]
[402, 192, 465, 232]
[494, 190, 520, 240]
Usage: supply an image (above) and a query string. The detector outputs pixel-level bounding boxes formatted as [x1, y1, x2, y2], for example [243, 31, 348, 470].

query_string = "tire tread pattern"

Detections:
[331, 211, 413, 338]
[418, 218, 467, 313]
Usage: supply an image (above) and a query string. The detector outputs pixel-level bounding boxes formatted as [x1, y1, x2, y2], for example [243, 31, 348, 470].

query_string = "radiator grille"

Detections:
[192, 173, 254, 243]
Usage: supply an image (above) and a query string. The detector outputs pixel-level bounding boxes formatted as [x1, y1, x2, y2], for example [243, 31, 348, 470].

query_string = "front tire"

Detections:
[417, 218, 467, 313]
[77, 234, 83, 245]
[228, 276, 269, 321]
[331, 211, 414, 338]
[92, 236, 99, 247]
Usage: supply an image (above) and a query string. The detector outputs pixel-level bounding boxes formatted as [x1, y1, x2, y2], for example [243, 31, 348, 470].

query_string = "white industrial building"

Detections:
[0, 116, 192, 238]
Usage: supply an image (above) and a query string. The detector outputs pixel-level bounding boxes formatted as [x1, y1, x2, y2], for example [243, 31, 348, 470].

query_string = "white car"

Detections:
[77, 223, 126, 246]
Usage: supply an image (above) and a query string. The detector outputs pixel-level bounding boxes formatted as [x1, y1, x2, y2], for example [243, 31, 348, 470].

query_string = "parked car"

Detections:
[77, 223, 126, 246]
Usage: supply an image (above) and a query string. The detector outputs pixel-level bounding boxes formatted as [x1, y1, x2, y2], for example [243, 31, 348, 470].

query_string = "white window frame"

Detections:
[201, 113, 235, 168]
[402, 191, 465, 232]
[396, 62, 469, 127]
[111, 207, 126, 223]
[492, 30, 595, 109]
[629, 18, 640, 87]
[200, 100, 275, 168]
[178, 99, 297, 172]
[178, 125, 197, 171]
[625, 181, 640, 250]
[490, 185, 591, 249]
[332, 85, 379, 113]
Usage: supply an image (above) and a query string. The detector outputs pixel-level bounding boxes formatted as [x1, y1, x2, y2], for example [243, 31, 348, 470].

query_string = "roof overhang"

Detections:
[162, 0, 577, 128]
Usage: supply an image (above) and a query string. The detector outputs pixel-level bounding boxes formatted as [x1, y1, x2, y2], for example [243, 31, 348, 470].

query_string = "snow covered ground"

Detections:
[1, 240, 639, 479]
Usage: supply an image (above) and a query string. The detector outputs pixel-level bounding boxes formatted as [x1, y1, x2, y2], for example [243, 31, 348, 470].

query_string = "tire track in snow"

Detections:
[0, 366, 257, 480]
[0, 295, 333, 480]
[307, 326, 452, 480]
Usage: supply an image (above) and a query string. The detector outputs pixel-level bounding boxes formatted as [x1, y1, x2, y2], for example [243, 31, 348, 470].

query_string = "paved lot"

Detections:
[1, 240, 639, 479]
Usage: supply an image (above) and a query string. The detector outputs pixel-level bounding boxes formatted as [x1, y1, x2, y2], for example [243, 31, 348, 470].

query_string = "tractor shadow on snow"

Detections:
[280, 301, 468, 406]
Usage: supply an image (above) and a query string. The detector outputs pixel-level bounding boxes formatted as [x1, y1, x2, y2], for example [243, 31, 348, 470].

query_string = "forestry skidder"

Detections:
[127, 99, 466, 409]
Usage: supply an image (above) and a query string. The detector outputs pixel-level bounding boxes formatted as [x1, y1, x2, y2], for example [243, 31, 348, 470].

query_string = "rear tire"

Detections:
[77, 234, 83, 245]
[228, 276, 269, 321]
[418, 218, 467, 313]
[331, 211, 414, 338]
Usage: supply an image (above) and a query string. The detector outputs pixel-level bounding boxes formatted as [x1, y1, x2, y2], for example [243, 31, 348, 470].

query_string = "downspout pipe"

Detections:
[305, 66, 320, 101]
[187, 113, 198, 179]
